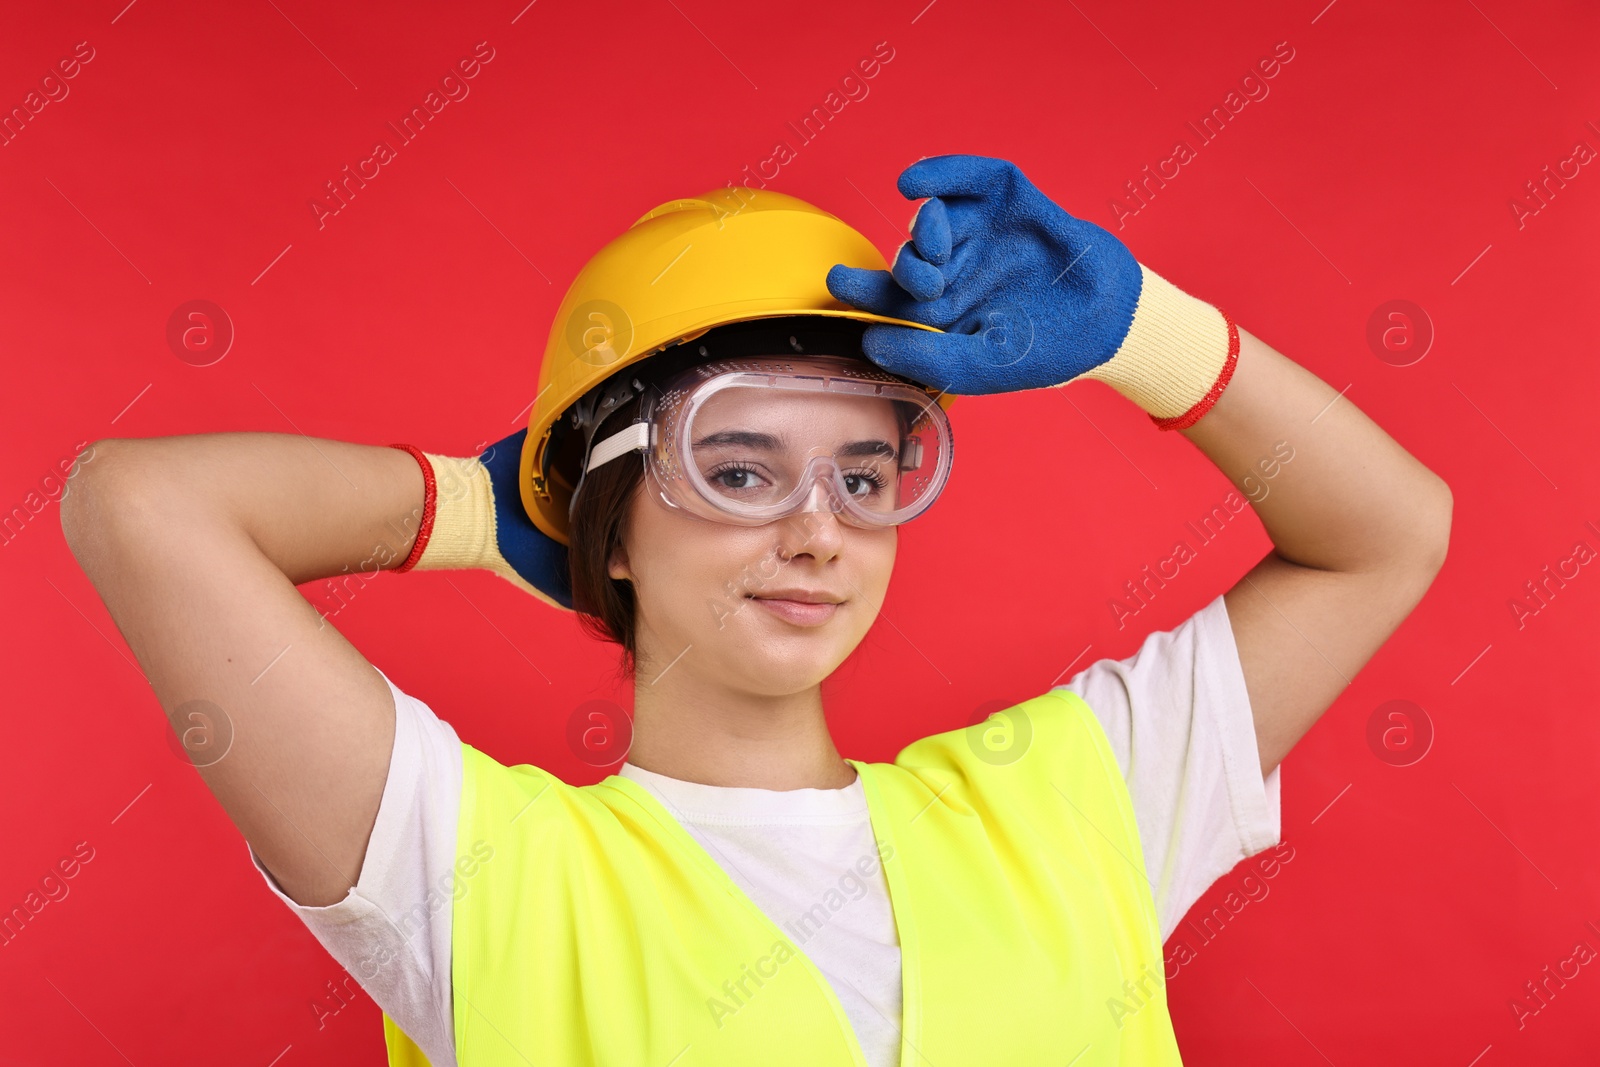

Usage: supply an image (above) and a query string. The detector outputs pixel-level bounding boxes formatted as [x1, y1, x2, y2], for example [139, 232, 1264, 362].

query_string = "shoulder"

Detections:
[456, 745, 669, 845]
[866, 689, 1130, 822]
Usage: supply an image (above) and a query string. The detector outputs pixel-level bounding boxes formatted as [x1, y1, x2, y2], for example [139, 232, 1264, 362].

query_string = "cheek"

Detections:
[875, 525, 899, 562]
[629, 504, 757, 605]
[854, 531, 898, 599]
[627, 492, 900, 624]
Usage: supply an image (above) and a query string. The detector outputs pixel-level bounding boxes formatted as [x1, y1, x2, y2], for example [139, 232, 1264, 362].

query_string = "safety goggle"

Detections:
[579, 355, 954, 529]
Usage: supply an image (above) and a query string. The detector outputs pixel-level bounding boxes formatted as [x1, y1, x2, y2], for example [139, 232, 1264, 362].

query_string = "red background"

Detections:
[4, 0, 1599, 1062]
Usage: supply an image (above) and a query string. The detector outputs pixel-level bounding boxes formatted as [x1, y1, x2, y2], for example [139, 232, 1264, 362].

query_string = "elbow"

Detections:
[1376, 478, 1450, 616]
[1433, 477, 1453, 566]
[59, 438, 143, 560]
[1416, 475, 1453, 580]
[59, 440, 106, 539]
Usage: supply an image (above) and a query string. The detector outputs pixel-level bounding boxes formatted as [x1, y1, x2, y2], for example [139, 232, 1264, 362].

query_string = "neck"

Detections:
[624, 665, 854, 791]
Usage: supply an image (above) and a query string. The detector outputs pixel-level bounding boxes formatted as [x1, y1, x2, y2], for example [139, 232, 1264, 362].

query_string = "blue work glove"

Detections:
[478, 430, 573, 610]
[827, 154, 1139, 394]
[398, 429, 574, 612]
[826, 154, 1237, 428]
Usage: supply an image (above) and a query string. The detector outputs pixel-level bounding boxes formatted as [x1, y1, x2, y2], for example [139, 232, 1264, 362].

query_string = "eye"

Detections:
[842, 469, 890, 498]
[706, 463, 769, 491]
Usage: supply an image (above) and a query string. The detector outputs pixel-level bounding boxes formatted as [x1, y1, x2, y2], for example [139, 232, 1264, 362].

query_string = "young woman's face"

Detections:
[608, 391, 901, 696]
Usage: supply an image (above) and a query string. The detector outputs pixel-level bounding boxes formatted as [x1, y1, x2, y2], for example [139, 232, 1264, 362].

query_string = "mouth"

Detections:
[746, 594, 842, 627]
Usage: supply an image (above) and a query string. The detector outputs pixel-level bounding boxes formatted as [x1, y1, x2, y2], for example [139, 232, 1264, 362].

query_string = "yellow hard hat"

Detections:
[519, 185, 955, 546]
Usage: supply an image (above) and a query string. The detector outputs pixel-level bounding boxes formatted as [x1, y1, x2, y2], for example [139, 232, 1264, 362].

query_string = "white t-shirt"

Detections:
[248, 592, 1281, 1067]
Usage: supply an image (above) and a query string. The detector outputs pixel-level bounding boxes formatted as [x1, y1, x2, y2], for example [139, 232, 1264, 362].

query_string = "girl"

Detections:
[61, 155, 1450, 1065]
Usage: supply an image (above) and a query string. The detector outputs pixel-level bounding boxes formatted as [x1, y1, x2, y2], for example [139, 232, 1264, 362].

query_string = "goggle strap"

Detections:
[586, 420, 651, 473]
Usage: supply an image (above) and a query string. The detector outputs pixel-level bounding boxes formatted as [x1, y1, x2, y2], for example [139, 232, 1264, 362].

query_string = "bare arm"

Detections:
[1178, 327, 1452, 778]
[60, 433, 427, 907]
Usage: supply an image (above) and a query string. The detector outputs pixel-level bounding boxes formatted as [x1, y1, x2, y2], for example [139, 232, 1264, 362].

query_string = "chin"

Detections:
[725, 622, 854, 693]
[736, 658, 841, 696]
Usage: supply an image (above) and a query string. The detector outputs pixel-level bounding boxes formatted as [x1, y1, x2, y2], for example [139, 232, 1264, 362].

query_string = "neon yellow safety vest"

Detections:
[382, 689, 1184, 1065]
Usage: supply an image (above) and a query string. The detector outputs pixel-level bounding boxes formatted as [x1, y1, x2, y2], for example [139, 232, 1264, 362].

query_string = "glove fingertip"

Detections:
[888, 248, 944, 302]
[899, 153, 1018, 201]
[858, 323, 908, 368]
[896, 154, 963, 199]
[909, 199, 952, 266]
[860, 326, 954, 392]
[826, 262, 882, 303]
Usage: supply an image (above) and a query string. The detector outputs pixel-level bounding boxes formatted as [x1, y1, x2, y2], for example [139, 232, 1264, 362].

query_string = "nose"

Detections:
[777, 479, 845, 560]
[794, 469, 844, 517]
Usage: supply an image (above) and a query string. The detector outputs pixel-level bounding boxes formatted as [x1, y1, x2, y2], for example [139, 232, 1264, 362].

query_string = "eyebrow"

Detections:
[693, 429, 897, 460]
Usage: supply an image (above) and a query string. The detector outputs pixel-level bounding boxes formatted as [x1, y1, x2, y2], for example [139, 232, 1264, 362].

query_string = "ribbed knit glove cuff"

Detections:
[1077, 263, 1239, 431]
[405, 451, 547, 600]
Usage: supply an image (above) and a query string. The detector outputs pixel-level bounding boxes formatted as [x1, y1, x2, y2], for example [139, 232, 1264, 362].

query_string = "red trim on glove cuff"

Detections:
[387, 443, 436, 573]
[1149, 309, 1240, 431]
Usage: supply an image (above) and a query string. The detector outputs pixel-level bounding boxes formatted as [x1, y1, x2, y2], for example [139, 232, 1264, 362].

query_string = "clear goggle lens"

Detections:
[684, 384, 939, 522]
[585, 355, 953, 528]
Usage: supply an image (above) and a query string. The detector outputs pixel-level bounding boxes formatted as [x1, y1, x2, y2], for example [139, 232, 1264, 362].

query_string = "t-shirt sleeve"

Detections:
[244, 665, 463, 1067]
[1055, 593, 1281, 945]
